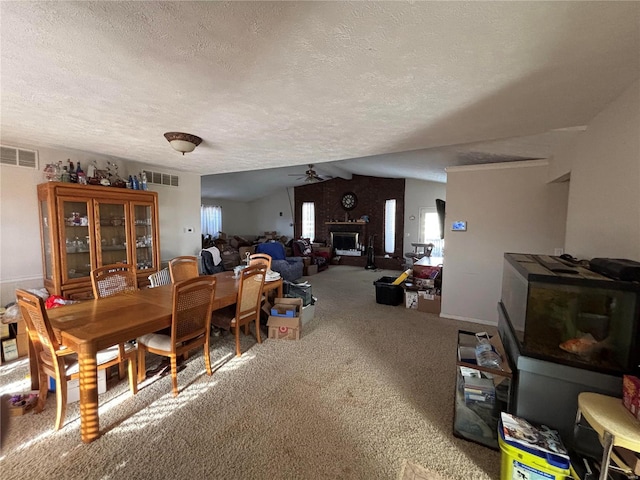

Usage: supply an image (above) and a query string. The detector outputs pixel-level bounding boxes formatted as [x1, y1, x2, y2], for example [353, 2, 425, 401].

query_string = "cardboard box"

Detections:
[268, 297, 302, 340]
[2, 338, 18, 362]
[405, 290, 418, 309]
[304, 264, 318, 276]
[16, 332, 29, 358]
[418, 292, 441, 314]
[49, 369, 107, 404]
[623, 375, 640, 421]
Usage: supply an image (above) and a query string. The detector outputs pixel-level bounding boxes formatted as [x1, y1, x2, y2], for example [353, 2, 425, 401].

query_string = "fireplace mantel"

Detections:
[325, 222, 367, 225]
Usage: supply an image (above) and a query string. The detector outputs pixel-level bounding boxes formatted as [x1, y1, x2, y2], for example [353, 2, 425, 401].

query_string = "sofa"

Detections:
[255, 241, 304, 282]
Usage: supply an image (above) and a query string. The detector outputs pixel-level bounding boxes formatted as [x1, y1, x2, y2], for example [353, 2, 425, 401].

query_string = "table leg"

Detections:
[78, 343, 100, 443]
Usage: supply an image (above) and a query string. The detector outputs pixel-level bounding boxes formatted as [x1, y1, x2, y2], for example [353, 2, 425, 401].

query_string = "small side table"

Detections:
[575, 392, 640, 480]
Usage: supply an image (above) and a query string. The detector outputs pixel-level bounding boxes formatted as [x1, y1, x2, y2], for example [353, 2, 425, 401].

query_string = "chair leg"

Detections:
[235, 326, 242, 357]
[35, 369, 49, 414]
[127, 354, 138, 395]
[170, 356, 179, 397]
[54, 377, 68, 431]
[137, 344, 147, 383]
[598, 431, 614, 480]
[255, 316, 262, 344]
[204, 340, 212, 376]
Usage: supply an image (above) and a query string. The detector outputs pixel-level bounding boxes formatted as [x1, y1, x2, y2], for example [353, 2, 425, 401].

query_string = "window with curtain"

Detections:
[201, 205, 222, 238]
[384, 199, 396, 254]
[301, 202, 315, 240]
[418, 207, 445, 256]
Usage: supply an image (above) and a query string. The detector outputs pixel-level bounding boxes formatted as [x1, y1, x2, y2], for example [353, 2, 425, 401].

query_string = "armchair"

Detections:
[292, 239, 329, 272]
[254, 241, 303, 282]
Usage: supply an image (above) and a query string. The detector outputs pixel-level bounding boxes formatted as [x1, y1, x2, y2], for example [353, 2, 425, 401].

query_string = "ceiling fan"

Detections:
[288, 164, 331, 183]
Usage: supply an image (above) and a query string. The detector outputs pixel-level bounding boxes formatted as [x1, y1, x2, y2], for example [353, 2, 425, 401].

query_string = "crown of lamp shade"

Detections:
[164, 132, 202, 155]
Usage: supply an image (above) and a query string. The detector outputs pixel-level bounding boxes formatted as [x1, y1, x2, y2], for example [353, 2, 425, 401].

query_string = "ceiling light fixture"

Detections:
[164, 132, 202, 155]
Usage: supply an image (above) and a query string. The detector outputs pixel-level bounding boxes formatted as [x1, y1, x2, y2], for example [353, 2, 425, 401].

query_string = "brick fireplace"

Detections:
[294, 174, 405, 260]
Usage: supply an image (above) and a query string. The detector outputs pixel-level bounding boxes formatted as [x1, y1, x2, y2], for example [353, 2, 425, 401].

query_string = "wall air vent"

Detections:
[143, 170, 179, 188]
[0, 145, 38, 169]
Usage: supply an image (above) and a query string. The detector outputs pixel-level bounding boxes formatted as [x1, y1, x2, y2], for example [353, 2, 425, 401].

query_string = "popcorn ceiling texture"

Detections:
[1, 2, 638, 183]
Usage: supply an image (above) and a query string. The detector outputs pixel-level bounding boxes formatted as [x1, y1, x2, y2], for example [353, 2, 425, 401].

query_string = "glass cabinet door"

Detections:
[40, 199, 53, 281]
[96, 201, 130, 268]
[131, 202, 156, 271]
[58, 197, 93, 283]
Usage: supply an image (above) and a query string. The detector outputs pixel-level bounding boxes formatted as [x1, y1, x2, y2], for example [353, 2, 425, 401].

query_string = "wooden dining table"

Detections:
[39, 271, 283, 443]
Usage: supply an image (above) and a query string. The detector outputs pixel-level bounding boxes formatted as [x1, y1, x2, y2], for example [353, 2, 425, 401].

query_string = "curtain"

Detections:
[201, 205, 222, 237]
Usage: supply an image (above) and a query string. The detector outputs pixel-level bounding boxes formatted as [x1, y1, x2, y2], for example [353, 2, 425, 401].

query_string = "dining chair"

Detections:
[91, 263, 138, 298]
[136, 276, 216, 396]
[15, 289, 138, 430]
[148, 267, 171, 288]
[91, 263, 138, 378]
[249, 253, 272, 270]
[212, 265, 267, 357]
[168, 256, 199, 283]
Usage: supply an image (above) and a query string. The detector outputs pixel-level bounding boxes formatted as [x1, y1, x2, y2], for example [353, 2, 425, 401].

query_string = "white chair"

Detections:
[148, 268, 171, 288]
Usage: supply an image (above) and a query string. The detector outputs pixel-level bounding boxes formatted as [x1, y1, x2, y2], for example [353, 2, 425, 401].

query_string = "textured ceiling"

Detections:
[1, 2, 638, 200]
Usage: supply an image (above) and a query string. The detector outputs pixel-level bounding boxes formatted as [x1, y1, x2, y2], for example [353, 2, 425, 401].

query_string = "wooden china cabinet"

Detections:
[37, 182, 161, 299]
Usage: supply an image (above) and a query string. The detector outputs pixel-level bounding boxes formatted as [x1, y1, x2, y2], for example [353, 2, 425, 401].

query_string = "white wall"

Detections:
[0, 145, 201, 305]
[249, 187, 295, 239]
[561, 80, 640, 261]
[403, 179, 447, 255]
[203, 187, 295, 240]
[441, 160, 569, 324]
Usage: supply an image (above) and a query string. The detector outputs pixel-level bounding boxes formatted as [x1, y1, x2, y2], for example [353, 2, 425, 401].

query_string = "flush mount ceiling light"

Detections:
[163, 132, 202, 155]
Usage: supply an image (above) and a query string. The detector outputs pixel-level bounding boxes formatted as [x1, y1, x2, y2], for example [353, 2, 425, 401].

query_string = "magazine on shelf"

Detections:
[500, 412, 569, 460]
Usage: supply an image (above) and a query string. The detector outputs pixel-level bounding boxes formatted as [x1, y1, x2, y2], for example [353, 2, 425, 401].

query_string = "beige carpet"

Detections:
[399, 460, 450, 480]
[0, 266, 500, 479]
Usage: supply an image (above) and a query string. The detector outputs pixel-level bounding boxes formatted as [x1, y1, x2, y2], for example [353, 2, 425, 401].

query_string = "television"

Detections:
[435, 199, 446, 239]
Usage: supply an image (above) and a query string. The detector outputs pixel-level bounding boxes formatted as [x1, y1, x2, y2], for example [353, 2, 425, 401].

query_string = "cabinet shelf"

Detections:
[453, 330, 513, 450]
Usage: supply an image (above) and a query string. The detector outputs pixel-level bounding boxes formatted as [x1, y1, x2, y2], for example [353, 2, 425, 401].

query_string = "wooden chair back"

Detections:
[91, 263, 138, 299]
[169, 256, 199, 283]
[234, 265, 267, 357]
[249, 253, 272, 270]
[171, 276, 217, 348]
[15, 289, 60, 373]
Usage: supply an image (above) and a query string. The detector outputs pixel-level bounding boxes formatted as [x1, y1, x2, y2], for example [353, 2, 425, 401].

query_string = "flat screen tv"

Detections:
[436, 199, 445, 239]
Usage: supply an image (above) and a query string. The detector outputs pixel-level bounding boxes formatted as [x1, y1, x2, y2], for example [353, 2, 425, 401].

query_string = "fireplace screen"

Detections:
[331, 232, 359, 251]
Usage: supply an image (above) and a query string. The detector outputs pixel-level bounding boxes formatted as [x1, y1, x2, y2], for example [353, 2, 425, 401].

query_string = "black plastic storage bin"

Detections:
[373, 276, 404, 306]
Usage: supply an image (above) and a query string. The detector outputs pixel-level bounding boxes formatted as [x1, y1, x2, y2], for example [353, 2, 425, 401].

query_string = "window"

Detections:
[301, 202, 315, 240]
[201, 205, 222, 237]
[384, 199, 396, 254]
[418, 207, 444, 256]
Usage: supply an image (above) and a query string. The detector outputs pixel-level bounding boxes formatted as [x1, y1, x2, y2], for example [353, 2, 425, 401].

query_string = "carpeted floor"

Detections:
[0, 266, 501, 479]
